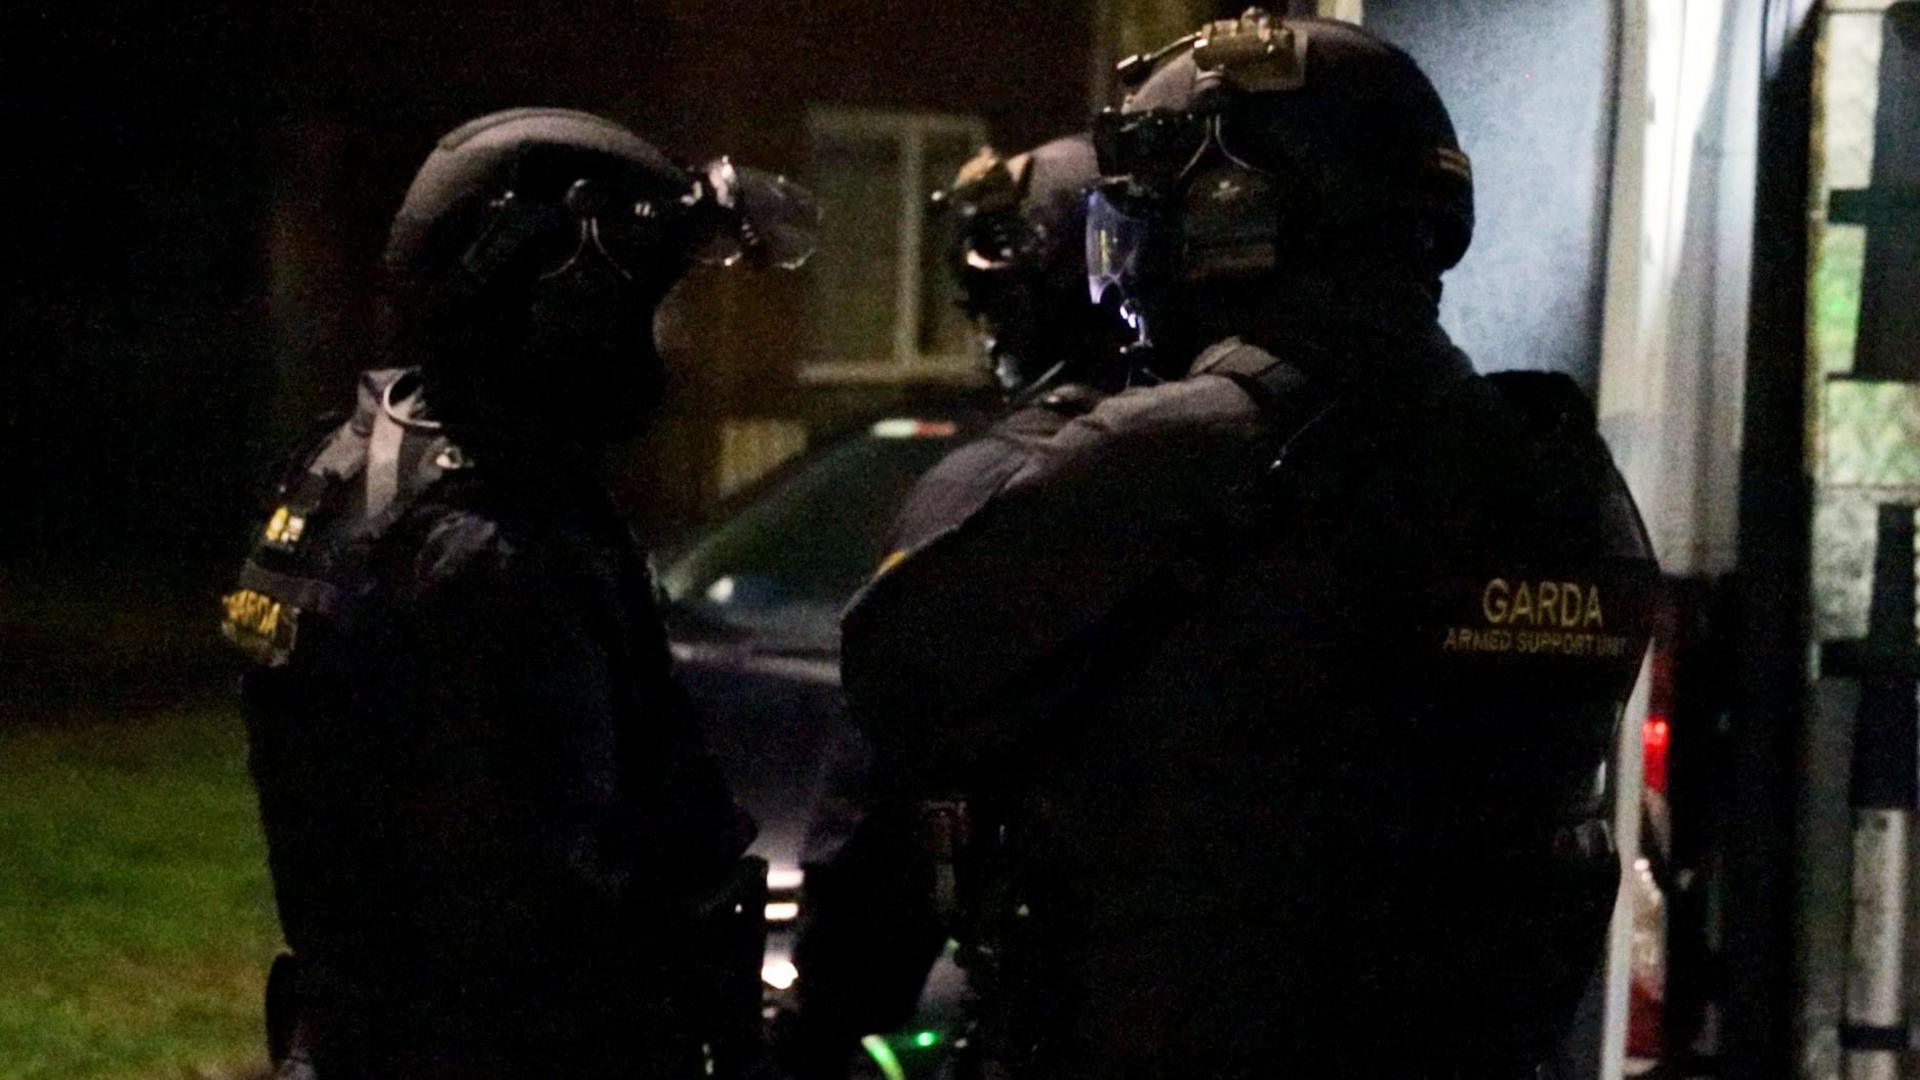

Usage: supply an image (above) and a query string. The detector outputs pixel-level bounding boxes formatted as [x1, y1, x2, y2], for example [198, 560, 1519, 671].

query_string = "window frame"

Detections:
[800, 105, 991, 385]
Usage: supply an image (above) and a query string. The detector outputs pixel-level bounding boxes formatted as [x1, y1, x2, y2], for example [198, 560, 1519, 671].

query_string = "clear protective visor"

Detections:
[1084, 186, 1157, 335]
[693, 158, 821, 270]
[522, 161, 819, 287]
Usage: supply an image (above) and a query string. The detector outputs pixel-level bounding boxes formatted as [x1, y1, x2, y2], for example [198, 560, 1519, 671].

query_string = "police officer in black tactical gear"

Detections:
[840, 12, 1659, 1080]
[940, 136, 1130, 405]
[876, 134, 1134, 558]
[772, 135, 1130, 1080]
[221, 107, 816, 1080]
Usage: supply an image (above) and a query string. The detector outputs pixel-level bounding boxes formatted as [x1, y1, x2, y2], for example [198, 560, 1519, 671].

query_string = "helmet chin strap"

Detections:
[1119, 341, 1169, 388]
[1006, 358, 1072, 405]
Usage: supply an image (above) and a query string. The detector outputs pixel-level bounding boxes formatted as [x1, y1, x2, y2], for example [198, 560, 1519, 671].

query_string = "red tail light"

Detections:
[1643, 716, 1671, 794]
[1643, 648, 1673, 794]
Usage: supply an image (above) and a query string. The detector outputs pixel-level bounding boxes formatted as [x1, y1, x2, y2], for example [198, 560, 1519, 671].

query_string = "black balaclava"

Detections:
[946, 135, 1132, 398]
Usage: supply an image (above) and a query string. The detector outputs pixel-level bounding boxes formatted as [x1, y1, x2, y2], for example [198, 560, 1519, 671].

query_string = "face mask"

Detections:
[519, 251, 670, 438]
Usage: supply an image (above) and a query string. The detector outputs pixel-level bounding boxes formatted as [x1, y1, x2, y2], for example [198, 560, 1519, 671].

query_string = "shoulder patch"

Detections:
[259, 505, 309, 553]
[1415, 560, 1659, 687]
[221, 588, 299, 667]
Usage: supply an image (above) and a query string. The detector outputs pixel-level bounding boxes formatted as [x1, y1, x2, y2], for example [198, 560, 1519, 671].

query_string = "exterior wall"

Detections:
[1595, 0, 1760, 581]
[1366, 0, 1620, 395]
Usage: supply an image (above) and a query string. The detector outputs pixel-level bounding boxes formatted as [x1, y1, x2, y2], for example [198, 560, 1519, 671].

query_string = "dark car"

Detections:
[657, 411, 983, 1080]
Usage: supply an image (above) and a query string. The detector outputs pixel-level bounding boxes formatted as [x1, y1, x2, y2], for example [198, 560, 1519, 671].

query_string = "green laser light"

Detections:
[860, 1036, 906, 1080]
[913, 1030, 940, 1049]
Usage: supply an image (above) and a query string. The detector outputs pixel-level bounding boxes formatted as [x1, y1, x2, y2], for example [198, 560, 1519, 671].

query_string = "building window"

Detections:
[802, 107, 989, 382]
[715, 418, 808, 499]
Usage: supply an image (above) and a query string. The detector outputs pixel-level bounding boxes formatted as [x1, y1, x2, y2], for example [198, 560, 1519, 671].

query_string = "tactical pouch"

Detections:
[918, 799, 971, 922]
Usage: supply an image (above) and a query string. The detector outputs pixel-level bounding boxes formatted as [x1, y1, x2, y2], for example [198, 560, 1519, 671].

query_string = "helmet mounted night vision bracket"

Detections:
[1192, 9, 1307, 95]
[1115, 8, 1306, 96]
[935, 146, 1030, 219]
[1117, 33, 1202, 89]
[931, 146, 1035, 273]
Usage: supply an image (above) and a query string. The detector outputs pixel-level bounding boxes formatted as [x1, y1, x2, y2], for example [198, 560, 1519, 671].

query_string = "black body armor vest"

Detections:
[842, 336, 1658, 1080]
[224, 369, 753, 1079]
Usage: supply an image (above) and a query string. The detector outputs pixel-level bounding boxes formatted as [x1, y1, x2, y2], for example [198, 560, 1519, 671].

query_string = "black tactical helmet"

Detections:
[933, 135, 1129, 396]
[386, 107, 817, 285]
[380, 107, 817, 435]
[1086, 11, 1473, 349]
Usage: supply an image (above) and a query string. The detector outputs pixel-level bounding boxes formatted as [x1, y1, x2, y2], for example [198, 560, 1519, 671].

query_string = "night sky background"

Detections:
[9, 3, 276, 574]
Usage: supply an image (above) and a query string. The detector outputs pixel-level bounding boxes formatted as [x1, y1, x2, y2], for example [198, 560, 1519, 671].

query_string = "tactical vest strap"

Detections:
[1190, 336, 1286, 381]
[223, 368, 463, 668]
[238, 561, 350, 620]
[1188, 334, 1329, 391]
[308, 427, 367, 482]
[1188, 337, 1315, 412]
[1190, 338, 1339, 479]
[359, 371, 455, 538]
[1036, 383, 1104, 418]
[364, 404, 406, 525]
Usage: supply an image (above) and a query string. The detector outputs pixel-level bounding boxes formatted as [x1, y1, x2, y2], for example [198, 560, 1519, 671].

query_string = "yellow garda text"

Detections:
[1480, 578, 1604, 630]
[222, 589, 285, 640]
[1442, 625, 1633, 658]
[1441, 577, 1629, 659]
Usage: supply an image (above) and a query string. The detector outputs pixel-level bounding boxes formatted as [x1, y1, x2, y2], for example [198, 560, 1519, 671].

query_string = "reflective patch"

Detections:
[220, 588, 299, 665]
[874, 549, 909, 578]
[1437, 575, 1644, 662]
[1433, 146, 1474, 181]
[261, 506, 307, 551]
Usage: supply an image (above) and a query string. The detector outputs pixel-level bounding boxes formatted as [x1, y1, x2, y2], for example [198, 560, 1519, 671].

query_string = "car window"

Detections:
[658, 425, 960, 652]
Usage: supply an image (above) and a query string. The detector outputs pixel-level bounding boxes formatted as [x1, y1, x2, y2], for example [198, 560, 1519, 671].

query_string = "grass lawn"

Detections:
[0, 700, 280, 1080]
